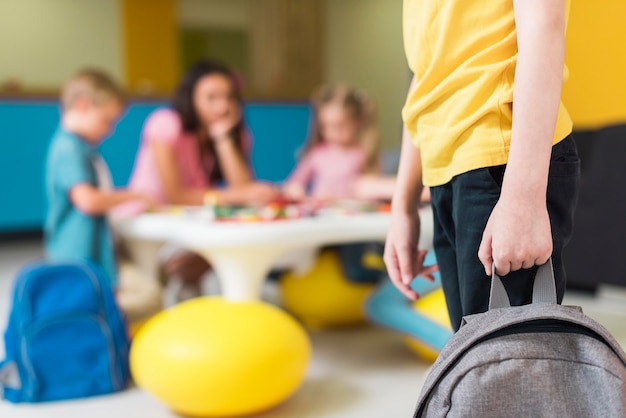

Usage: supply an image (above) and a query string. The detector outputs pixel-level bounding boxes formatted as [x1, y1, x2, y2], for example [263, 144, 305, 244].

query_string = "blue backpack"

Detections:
[0, 260, 130, 402]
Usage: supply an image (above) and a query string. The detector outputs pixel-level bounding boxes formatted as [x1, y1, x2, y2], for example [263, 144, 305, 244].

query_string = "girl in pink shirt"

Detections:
[128, 61, 276, 206]
[125, 60, 278, 300]
[284, 84, 380, 201]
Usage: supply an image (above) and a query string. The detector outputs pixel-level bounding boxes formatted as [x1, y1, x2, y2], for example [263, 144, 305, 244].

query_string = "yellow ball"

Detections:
[280, 250, 376, 329]
[127, 317, 149, 339]
[404, 289, 451, 362]
[130, 297, 311, 417]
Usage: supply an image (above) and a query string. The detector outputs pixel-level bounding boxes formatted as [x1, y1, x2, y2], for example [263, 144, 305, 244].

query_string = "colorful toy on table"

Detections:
[201, 194, 316, 223]
[365, 251, 453, 362]
[165, 196, 391, 223]
[313, 198, 389, 216]
[318, 199, 371, 214]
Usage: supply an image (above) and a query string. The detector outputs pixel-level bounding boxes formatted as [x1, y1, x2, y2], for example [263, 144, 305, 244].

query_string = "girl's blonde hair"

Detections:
[304, 84, 380, 173]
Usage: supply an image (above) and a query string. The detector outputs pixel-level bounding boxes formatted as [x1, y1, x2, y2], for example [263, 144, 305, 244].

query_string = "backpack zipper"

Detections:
[479, 319, 608, 345]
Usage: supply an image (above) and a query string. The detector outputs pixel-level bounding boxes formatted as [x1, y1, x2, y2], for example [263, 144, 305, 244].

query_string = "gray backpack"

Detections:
[414, 260, 626, 417]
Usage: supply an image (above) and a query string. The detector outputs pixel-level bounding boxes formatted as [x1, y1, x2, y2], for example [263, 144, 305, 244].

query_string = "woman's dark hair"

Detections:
[171, 60, 247, 183]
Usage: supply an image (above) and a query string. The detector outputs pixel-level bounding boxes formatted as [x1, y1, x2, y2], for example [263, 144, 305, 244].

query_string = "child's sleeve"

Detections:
[55, 148, 96, 193]
[142, 108, 183, 146]
[287, 151, 315, 186]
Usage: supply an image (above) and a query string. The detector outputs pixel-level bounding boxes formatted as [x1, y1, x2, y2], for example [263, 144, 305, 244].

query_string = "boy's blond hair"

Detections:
[61, 68, 126, 110]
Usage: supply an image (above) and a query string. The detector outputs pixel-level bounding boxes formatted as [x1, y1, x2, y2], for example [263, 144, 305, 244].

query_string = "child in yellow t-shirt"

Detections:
[385, 0, 580, 331]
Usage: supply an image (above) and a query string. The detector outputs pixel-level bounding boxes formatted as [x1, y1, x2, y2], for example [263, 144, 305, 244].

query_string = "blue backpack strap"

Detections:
[81, 260, 131, 389]
[0, 359, 22, 399]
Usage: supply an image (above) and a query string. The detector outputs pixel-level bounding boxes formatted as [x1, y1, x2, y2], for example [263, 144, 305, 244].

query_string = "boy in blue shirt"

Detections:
[45, 69, 159, 320]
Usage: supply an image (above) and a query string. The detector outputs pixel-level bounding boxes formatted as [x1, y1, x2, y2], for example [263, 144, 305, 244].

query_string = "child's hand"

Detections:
[245, 182, 280, 205]
[283, 182, 307, 201]
[135, 193, 157, 211]
[478, 196, 552, 276]
[384, 210, 438, 300]
[227, 182, 280, 205]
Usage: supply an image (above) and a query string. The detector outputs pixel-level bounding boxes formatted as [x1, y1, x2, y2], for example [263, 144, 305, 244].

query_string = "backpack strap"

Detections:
[489, 259, 557, 309]
[0, 360, 21, 399]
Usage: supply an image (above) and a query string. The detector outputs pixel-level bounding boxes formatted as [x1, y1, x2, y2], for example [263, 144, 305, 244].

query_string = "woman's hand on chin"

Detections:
[208, 108, 242, 141]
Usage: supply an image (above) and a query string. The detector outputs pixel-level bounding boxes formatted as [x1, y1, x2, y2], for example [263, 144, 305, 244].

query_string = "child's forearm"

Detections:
[70, 184, 149, 215]
[391, 125, 423, 215]
[165, 188, 210, 206]
[153, 186, 254, 206]
[502, 0, 566, 202]
[353, 175, 396, 200]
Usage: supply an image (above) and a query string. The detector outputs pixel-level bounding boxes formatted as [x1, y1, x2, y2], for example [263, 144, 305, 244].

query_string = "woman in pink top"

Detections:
[284, 84, 380, 200]
[127, 60, 278, 299]
[129, 60, 276, 206]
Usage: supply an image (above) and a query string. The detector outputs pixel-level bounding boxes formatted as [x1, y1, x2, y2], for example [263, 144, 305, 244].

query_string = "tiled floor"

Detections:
[1, 240, 626, 418]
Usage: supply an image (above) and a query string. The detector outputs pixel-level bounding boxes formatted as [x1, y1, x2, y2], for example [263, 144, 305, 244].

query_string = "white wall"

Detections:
[177, 0, 250, 29]
[324, 0, 410, 150]
[0, 0, 123, 90]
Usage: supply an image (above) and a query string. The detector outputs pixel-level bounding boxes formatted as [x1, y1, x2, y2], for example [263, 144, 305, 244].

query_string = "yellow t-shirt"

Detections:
[403, 0, 573, 187]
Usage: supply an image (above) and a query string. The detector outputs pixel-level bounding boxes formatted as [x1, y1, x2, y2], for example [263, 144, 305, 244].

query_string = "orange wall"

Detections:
[563, 1, 626, 129]
[121, 0, 179, 94]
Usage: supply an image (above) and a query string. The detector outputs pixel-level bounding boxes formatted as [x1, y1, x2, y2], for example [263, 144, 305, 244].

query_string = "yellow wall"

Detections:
[563, 1, 626, 128]
[0, 0, 123, 90]
[121, 0, 179, 94]
[178, 0, 250, 29]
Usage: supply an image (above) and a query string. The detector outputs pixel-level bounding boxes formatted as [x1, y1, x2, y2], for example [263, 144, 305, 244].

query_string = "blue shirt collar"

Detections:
[57, 126, 99, 156]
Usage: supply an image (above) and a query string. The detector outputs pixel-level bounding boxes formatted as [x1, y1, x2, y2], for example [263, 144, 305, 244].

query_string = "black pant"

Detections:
[336, 242, 386, 284]
[430, 135, 580, 331]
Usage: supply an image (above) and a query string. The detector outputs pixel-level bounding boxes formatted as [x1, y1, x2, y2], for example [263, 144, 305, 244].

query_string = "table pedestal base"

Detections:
[193, 245, 293, 302]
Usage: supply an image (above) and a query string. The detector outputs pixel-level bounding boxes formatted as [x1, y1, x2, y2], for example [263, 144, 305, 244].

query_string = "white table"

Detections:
[112, 206, 434, 302]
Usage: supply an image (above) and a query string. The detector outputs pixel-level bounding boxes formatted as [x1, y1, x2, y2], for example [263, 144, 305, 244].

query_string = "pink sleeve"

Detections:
[288, 150, 316, 186]
[142, 108, 182, 146]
